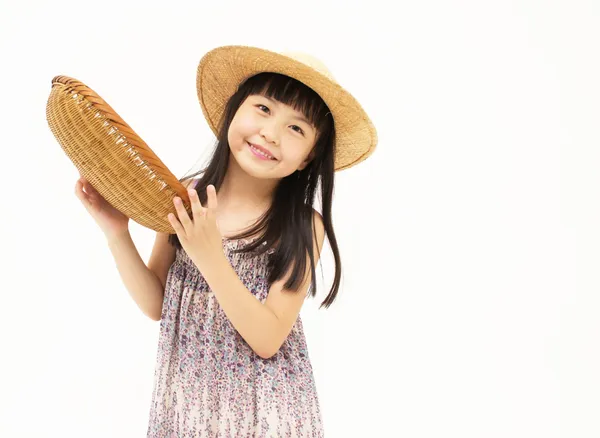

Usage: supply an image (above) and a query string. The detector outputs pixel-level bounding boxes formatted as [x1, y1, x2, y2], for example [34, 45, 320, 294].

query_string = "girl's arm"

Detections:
[107, 231, 167, 321]
[108, 178, 195, 321]
[201, 210, 326, 359]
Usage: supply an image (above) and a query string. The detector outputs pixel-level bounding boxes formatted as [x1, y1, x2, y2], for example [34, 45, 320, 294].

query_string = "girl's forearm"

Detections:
[199, 253, 282, 359]
[106, 231, 164, 321]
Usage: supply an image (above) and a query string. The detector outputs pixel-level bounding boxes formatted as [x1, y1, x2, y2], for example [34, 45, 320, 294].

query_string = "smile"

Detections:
[247, 142, 277, 160]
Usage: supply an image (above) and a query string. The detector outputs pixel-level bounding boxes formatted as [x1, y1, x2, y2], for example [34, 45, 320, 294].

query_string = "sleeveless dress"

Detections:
[146, 236, 324, 437]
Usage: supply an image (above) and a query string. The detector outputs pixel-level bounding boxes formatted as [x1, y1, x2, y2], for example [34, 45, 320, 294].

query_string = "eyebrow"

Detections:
[261, 96, 313, 128]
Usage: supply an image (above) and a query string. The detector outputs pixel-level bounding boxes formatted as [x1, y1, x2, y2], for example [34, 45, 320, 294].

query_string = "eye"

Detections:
[290, 125, 305, 136]
[256, 102, 306, 136]
[257, 104, 270, 113]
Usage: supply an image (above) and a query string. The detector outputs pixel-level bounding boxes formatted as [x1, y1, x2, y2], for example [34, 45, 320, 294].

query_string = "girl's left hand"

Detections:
[168, 185, 224, 271]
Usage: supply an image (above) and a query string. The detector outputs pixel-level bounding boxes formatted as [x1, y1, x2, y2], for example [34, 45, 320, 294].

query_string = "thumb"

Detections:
[206, 185, 218, 210]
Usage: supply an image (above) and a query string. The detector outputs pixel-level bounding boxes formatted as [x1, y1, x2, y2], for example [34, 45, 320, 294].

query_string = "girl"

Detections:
[75, 45, 377, 437]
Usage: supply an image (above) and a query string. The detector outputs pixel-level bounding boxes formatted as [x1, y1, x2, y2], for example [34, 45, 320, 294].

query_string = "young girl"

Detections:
[75, 45, 377, 437]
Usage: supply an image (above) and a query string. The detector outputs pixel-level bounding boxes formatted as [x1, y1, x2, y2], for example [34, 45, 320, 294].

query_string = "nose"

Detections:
[259, 120, 280, 146]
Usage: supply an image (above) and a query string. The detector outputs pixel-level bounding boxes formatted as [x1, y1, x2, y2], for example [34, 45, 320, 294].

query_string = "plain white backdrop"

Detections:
[1, 0, 598, 436]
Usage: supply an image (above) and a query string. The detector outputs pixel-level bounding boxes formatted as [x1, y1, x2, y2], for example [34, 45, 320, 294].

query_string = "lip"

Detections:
[247, 142, 277, 160]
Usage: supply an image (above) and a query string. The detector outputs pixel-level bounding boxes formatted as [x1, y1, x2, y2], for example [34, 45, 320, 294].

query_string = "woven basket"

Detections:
[46, 75, 192, 233]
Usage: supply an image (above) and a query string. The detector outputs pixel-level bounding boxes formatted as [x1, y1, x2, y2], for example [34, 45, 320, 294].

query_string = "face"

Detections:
[227, 94, 318, 179]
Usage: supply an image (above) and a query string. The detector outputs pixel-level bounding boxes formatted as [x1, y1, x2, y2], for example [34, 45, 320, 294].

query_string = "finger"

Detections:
[80, 178, 98, 196]
[188, 189, 206, 220]
[167, 213, 183, 234]
[173, 197, 193, 228]
[206, 185, 218, 209]
[75, 180, 91, 209]
[205, 185, 218, 220]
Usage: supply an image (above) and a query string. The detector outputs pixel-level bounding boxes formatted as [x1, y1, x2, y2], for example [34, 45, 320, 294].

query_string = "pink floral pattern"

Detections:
[146, 237, 324, 437]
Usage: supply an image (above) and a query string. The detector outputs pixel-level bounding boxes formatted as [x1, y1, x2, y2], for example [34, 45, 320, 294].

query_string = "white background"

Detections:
[1, 0, 598, 437]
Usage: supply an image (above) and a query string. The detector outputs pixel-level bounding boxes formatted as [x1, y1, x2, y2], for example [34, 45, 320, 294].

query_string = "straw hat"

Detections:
[196, 45, 378, 171]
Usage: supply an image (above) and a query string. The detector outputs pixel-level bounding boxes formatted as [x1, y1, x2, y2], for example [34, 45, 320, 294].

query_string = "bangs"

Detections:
[242, 72, 332, 134]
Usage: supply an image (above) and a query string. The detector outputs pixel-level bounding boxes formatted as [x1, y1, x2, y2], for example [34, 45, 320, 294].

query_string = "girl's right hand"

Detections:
[75, 175, 130, 239]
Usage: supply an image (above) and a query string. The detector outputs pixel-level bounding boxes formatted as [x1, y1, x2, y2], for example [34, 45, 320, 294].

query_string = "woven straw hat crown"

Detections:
[281, 51, 337, 80]
[196, 45, 377, 171]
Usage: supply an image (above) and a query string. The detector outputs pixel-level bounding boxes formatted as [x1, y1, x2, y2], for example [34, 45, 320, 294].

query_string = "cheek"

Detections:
[228, 118, 251, 147]
[283, 143, 313, 164]
[232, 114, 257, 134]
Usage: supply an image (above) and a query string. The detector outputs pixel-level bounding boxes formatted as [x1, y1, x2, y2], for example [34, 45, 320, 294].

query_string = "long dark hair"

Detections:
[168, 72, 341, 308]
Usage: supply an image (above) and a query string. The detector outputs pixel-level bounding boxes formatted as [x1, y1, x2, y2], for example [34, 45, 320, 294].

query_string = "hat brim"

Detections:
[196, 45, 377, 171]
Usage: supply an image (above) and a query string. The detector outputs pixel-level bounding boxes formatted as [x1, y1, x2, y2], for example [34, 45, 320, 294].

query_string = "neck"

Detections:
[217, 154, 279, 212]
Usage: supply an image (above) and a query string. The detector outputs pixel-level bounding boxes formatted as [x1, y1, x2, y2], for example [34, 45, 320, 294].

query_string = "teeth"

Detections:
[249, 143, 275, 160]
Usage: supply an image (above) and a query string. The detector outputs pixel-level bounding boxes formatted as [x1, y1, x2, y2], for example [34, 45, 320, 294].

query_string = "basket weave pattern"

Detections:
[46, 76, 192, 233]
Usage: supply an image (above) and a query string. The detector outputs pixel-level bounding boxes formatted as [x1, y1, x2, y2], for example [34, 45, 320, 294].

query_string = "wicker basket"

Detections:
[46, 75, 192, 233]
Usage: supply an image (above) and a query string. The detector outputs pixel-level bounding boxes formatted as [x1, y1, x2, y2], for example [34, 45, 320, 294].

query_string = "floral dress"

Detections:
[146, 236, 324, 437]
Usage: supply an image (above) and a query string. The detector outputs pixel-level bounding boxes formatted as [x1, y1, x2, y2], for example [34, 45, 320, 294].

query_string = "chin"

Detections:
[232, 155, 274, 179]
